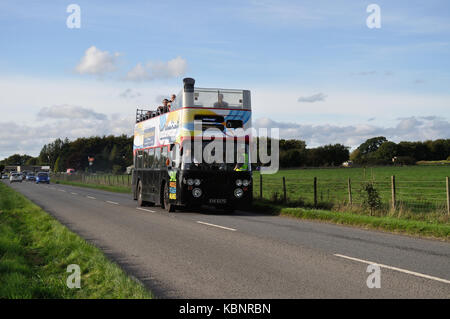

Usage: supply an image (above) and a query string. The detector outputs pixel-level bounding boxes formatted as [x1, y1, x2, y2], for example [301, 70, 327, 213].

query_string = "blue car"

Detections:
[26, 173, 36, 181]
[36, 172, 50, 184]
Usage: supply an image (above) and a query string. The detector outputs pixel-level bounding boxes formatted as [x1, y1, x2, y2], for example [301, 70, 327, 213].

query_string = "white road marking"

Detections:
[334, 253, 450, 285]
[136, 207, 156, 213]
[59, 189, 66, 192]
[71, 192, 78, 195]
[87, 196, 96, 200]
[196, 221, 237, 232]
[106, 201, 119, 205]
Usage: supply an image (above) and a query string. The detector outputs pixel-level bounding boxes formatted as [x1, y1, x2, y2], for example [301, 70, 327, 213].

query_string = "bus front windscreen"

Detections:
[181, 140, 250, 171]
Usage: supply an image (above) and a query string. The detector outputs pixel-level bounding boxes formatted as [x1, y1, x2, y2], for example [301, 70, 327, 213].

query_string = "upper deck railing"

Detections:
[136, 108, 155, 123]
[135, 78, 251, 123]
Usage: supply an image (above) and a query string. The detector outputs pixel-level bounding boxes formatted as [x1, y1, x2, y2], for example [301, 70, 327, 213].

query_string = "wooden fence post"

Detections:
[260, 174, 263, 199]
[348, 178, 352, 206]
[391, 175, 396, 210]
[313, 177, 317, 207]
[446, 176, 449, 215]
[282, 177, 287, 203]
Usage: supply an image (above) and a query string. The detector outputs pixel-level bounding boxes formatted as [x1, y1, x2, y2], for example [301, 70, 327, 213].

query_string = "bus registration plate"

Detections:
[209, 199, 227, 204]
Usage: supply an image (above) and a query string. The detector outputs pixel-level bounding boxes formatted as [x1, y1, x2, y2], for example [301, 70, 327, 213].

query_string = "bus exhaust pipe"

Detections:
[183, 77, 195, 107]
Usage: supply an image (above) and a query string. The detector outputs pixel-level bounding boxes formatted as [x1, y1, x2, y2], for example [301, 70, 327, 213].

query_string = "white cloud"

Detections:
[0, 113, 134, 159]
[124, 56, 187, 82]
[254, 116, 450, 148]
[297, 92, 327, 103]
[75, 46, 120, 75]
[38, 104, 107, 120]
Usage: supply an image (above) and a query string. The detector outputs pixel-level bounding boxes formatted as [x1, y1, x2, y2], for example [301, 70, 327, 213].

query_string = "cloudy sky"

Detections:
[1, 0, 449, 159]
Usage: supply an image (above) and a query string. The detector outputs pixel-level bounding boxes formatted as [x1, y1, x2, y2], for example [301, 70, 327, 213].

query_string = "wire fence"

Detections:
[52, 173, 132, 188]
[253, 174, 450, 214]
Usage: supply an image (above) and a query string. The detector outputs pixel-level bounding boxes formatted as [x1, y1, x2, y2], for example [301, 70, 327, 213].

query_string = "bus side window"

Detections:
[172, 144, 180, 168]
[136, 150, 143, 169]
[161, 146, 168, 169]
[143, 149, 149, 168]
[148, 148, 155, 168]
[154, 147, 161, 169]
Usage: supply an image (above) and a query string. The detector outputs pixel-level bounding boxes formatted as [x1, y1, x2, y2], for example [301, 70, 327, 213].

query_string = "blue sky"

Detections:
[1, 0, 449, 158]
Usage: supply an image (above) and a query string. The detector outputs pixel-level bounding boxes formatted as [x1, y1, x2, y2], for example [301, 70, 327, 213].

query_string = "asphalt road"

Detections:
[4, 180, 450, 298]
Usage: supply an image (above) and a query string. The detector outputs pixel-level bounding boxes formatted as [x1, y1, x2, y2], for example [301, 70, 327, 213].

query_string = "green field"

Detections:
[253, 165, 450, 213]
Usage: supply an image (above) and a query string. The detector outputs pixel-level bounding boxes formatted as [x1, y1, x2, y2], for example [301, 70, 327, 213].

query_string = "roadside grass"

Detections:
[0, 182, 151, 298]
[54, 180, 131, 194]
[252, 200, 450, 240]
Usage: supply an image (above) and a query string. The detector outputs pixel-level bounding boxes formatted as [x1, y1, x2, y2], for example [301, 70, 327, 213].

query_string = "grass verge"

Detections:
[0, 182, 151, 298]
[252, 201, 450, 240]
[54, 180, 131, 194]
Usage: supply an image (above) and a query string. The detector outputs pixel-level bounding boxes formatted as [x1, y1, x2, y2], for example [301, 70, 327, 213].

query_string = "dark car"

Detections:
[36, 172, 50, 184]
[26, 173, 36, 181]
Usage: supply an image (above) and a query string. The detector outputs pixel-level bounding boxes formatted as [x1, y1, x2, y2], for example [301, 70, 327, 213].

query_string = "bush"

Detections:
[395, 156, 416, 165]
[360, 182, 382, 215]
[112, 165, 123, 175]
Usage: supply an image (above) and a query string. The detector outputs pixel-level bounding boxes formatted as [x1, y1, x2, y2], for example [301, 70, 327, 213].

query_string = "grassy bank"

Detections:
[0, 182, 150, 298]
[253, 201, 450, 240]
[54, 180, 131, 194]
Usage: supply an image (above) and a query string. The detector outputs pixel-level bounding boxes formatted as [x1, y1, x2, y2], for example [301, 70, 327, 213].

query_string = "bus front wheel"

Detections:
[163, 182, 175, 212]
[137, 181, 145, 207]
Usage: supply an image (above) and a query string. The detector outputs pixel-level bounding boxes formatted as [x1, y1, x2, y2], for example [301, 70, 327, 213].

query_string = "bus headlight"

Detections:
[242, 179, 249, 186]
[192, 188, 202, 198]
[234, 188, 244, 198]
[236, 179, 242, 186]
[194, 178, 201, 186]
[187, 178, 194, 186]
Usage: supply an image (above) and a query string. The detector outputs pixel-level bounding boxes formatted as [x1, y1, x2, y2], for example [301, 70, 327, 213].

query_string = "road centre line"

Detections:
[71, 192, 78, 195]
[87, 196, 96, 200]
[196, 221, 237, 232]
[136, 207, 156, 213]
[106, 201, 119, 205]
[334, 253, 450, 285]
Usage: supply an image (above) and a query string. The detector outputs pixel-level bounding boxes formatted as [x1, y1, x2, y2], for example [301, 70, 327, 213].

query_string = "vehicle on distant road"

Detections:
[132, 78, 252, 212]
[1, 174, 9, 179]
[26, 173, 36, 181]
[36, 172, 50, 184]
[66, 168, 75, 175]
[10, 173, 22, 183]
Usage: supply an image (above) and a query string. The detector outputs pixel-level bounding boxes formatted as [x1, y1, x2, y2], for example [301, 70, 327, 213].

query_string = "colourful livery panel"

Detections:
[133, 107, 252, 152]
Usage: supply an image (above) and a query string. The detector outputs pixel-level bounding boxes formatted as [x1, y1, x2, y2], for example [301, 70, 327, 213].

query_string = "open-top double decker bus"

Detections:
[132, 78, 252, 212]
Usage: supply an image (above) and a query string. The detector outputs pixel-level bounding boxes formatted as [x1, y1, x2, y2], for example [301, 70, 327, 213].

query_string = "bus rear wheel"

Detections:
[163, 182, 175, 212]
[137, 181, 145, 207]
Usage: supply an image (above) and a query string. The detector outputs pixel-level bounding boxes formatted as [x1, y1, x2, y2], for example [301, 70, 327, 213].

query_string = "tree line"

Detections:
[0, 135, 133, 174]
[349, 137, 450, 165]
[1, 136, 449, 173]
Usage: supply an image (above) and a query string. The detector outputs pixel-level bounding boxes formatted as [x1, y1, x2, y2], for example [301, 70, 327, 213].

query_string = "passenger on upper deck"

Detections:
[163, 99, 170, 113]
[213, 93, 229, 108]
